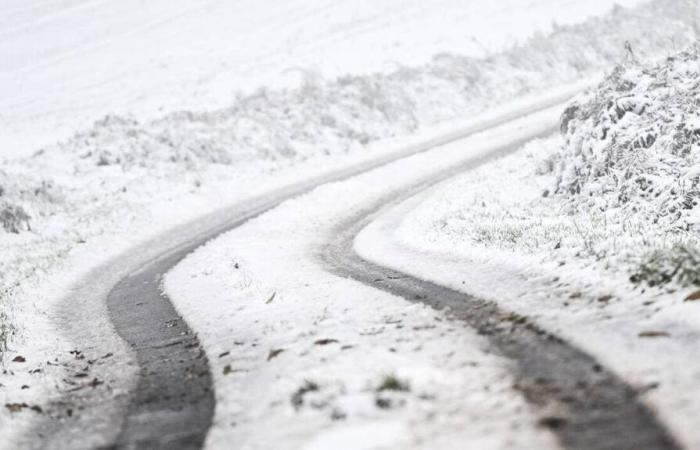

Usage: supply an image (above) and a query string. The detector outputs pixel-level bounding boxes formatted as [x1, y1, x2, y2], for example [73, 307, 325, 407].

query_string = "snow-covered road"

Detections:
[3, 1, 698, 449]
[27, 81, 582, 450]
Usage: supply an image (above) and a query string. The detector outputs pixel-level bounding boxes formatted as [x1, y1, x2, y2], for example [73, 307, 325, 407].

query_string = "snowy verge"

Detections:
[163, 105, 564, 448]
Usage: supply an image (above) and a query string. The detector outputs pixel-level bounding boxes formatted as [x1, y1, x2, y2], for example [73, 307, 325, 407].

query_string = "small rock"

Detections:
[538, 416, 568, 429]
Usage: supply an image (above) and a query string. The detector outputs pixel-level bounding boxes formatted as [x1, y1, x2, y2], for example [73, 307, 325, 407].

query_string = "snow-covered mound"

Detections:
[554, 44, 700, 232]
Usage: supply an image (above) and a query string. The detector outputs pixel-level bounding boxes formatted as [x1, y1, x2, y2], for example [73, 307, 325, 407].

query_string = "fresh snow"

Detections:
[0, 0, 698, 448]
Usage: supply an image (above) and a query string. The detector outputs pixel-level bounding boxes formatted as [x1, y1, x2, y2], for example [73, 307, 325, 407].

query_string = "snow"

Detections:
[0, 0, 648, 159]
[163, 105, 564, 449]
[375, 45, 700, 449]
[0, 0, 698, 447]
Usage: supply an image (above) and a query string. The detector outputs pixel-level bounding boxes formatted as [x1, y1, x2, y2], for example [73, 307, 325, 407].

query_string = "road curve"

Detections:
[319, 138, 680, 450]
[36, 92, 583, 449]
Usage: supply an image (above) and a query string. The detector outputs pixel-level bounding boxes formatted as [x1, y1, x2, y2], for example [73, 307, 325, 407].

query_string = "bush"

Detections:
[0, 203, 30, 233]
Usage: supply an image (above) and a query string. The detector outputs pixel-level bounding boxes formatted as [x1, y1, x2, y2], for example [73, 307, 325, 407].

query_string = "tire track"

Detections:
[320, 135, 681, 450]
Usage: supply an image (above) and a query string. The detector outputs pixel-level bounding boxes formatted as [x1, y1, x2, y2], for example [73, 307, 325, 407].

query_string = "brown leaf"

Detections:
[267, 349, 284, 361]
[638, 331, 670, 338]
[684, 290, 700, 301]
[5, 403, 27, 413]
[314, 339, 339, 346]
[12, 356, 25, 363]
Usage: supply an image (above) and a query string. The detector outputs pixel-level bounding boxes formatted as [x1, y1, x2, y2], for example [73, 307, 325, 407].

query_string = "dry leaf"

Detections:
[267, 349, 284, 361]
[638, 331, 670, 338]
[684, 290, 700, 301]
[5, 403, 27, 413]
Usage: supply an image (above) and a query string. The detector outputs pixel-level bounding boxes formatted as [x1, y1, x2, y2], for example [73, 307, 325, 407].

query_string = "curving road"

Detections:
[38, 87, 672, 449]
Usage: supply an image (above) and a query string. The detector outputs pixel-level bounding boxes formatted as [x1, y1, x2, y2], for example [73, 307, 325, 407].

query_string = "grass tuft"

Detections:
[376, 374, 410, 393]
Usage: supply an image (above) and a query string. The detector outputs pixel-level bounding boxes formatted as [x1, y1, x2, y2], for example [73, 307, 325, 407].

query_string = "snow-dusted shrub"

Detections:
[0, 203, 31, 234]
[553, 44, 700, 232]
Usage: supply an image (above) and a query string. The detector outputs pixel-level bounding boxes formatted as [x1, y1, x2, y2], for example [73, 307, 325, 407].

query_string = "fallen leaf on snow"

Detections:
[265, 292, 276, 304]
[223, 365, 233, 375]
[5, 403, 27, 413]
[12, 356, 25, 363]
[314, 339, 339, 346]
[5, 403, 42, 413]
[267, 349, 284, 361]
[638, 331, 670, 338]
[684, 290, 700, 301]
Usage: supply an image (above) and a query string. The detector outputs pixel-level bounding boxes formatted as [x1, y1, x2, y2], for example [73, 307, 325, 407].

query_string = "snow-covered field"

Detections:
[378, 43, 700, 448]
[1, 0, 699, 448]
[1, 0, 647, 159]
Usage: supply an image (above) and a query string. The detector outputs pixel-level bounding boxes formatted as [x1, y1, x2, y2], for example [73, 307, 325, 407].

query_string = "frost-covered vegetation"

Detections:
[550, 43, 700, 287]
[409, 40, 700, 297]
[554, 44, 700, 231]
[0, 0, 697, 358]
